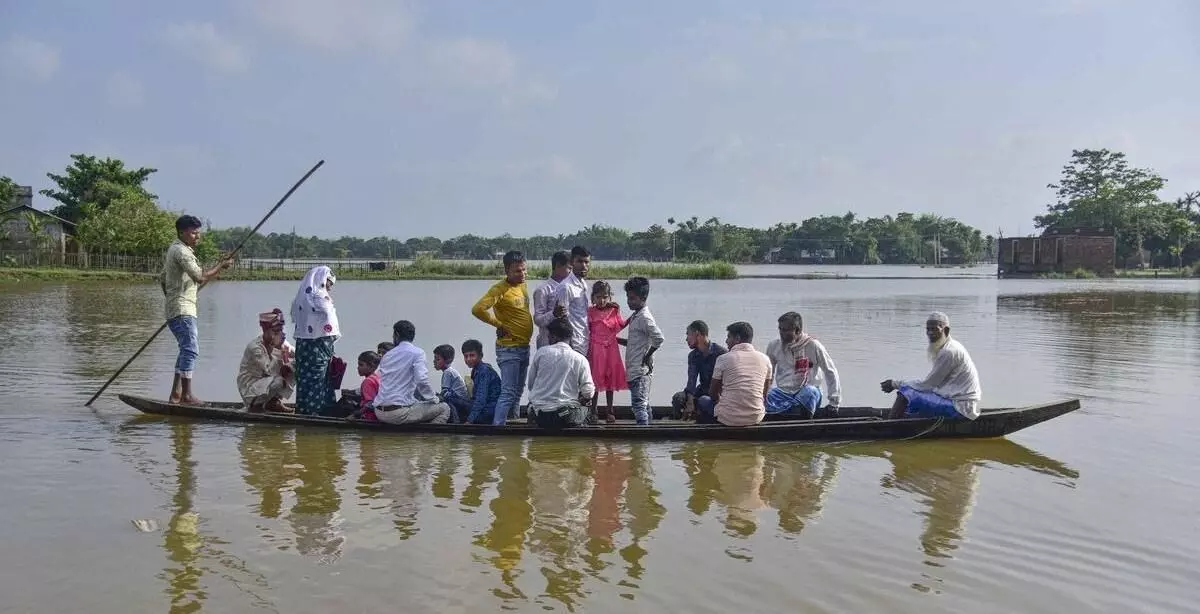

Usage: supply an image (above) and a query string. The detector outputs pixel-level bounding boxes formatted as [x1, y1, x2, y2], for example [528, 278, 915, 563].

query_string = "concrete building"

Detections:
[1, 185, 77, 255]
[997, 227, 1116, 278]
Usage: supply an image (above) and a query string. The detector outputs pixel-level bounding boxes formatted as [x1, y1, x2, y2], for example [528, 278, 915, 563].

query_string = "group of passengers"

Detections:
[164, 215, 982, 429]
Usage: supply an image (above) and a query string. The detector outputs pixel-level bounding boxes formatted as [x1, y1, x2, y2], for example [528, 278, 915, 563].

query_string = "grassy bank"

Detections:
[0, 268, 156, 283]
[0, 260, 739, 283]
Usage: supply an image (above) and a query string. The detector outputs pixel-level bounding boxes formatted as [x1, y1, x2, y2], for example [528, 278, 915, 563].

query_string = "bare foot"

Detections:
[169, 395, 182, 404]
[180, 395, 204, 406]
[605, 413, 616, 424]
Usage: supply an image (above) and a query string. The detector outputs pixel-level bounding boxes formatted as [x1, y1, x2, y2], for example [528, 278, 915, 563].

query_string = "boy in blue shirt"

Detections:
[461, 339, 502, 424]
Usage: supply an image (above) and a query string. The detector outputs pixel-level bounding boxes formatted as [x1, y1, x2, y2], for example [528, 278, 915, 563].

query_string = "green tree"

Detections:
[74, 184, 176, 255]
[0, 176, 18, 208]
[40, 154, 158, 223]
[1033, 149, 1166, 262]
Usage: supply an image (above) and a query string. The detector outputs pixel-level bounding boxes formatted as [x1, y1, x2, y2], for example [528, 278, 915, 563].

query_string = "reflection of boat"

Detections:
[117, 394, 1080, 442]
[836, 439, 1078, 560]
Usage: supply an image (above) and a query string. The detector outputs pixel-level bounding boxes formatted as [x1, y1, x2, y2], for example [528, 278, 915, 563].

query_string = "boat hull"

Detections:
[116, 394, 1079, 442]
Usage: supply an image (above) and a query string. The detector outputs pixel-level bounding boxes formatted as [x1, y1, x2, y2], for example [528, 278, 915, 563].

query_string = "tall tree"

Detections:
[1034, 149, 1167, 261]
[74, 183, 176, 256]
[40, 154, 158, 223]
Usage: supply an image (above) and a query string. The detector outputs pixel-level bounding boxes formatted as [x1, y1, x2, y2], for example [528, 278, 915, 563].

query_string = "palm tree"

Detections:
[22, 211, 49, 250]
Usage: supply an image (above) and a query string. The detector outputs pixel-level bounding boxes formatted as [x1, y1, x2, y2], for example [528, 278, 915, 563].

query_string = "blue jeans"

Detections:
[693, 396, 717, 424]
[628, 375, 652, 424]
[167, 315, 198, 378]
[765, 385, 823, 416]
[899, 385, 962, 418]
[494, 344, 530, 425]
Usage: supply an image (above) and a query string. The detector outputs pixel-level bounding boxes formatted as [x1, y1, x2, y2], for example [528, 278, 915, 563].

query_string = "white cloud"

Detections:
[247, 0, 414, 53]
[428, 38, 557, 108]
[105, 71, 145, 109]
[161, 22, 249, 74]
[1, 36, 60, 82]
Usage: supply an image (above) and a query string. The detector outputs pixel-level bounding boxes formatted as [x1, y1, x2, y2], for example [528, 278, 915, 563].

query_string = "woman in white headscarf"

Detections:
[291, 265, 341, 414]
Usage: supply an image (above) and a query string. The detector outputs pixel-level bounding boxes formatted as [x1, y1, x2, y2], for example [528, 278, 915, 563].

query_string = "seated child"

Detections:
[434, 344, 469, 423]
[461, 339, 502, 424]
[356, 350, 381, 421]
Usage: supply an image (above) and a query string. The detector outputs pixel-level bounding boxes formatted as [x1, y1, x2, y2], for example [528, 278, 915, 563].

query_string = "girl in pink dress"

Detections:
[587, 281, 628, 423]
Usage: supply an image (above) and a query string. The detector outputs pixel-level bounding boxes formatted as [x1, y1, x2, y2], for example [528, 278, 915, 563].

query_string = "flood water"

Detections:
[1, 276, 1197, 613]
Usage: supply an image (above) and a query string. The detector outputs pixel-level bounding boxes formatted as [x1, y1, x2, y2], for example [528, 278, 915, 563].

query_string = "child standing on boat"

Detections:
[619, 276, 665, 425]
[586, 281, 628, 424]
[356, 350, 381, 421]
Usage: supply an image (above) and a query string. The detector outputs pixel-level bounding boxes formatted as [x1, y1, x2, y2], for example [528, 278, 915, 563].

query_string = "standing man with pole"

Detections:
[163, 215, 234, 405]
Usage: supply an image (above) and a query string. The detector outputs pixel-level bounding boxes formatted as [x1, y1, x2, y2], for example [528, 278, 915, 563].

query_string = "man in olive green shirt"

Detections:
[163, 215, 233, 404]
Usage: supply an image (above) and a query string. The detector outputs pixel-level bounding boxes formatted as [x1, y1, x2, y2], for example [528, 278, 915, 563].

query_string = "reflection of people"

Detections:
[372, 320, 451, 425]
[764, 311, 842, 419]
[290, 265, 341, 415]
[236, 308, 295, 412]
[710, 446, 767, 537]
[672, 320, 726, 420]
[527, 320, 595, 430]
[880, 312, 981, 420]
[706, 322, 772, 426]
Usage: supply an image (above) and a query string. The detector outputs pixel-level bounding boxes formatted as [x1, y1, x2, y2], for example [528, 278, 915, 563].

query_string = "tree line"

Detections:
[4, 149, 1196, 268]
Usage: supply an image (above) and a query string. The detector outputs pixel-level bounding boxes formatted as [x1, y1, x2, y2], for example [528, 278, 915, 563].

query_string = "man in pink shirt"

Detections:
[705, 321, 773, 426]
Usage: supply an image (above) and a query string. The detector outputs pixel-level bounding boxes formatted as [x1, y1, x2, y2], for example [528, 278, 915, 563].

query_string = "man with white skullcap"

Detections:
[879, 311, 981, 420]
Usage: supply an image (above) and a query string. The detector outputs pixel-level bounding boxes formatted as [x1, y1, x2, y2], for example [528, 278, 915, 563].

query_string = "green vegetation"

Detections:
[205, 213, 991, 266]
[0, 176, 17, 207]
[0, 261, 736, 283]
[1033, 149, 1199, 269]
[0, 268, 154, 283]
[224, 258, 738, 281]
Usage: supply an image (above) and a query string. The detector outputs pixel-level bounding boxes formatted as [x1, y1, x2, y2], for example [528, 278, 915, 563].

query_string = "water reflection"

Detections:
[471, 439, 533, 602]
[145, 419, 1077, 611]
[163, 422, 274, 613]
[761, 446, 840, 536]
[161, 423, 204, 614]
[837, 439, 1078, 592]
[996, 291, 1200, 401]
[618, 443, 665, 588]
[677, 444, 840, 548]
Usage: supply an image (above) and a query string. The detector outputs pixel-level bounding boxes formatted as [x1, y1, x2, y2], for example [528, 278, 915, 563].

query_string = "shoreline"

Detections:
[1, 265, 1193, 284]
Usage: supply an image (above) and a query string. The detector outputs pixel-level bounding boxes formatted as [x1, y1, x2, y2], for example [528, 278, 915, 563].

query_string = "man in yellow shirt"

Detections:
[471, 250, 534, 425]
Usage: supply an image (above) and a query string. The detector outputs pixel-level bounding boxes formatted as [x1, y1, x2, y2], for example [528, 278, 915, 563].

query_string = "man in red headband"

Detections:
[237, 308, 296, 412]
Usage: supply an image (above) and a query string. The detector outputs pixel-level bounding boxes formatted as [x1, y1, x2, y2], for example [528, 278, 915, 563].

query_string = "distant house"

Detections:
[997, 227, 1115, 278]
[1, 190, 78, 255]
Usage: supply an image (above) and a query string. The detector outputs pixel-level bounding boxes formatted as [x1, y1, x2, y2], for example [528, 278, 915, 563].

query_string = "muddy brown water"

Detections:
[0, 276, 1197, 613]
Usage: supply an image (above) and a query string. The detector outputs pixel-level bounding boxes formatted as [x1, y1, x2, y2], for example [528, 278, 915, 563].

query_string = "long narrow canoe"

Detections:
[116, 394, 1080, 442]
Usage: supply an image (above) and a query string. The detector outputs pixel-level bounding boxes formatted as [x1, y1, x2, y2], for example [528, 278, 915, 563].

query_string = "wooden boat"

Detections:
[116, 394, 1080, 442]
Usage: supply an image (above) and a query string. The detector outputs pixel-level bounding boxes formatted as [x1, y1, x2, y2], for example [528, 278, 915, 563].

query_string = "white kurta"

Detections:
[237, 336, 296, 405]
[896, 337, 982, 419]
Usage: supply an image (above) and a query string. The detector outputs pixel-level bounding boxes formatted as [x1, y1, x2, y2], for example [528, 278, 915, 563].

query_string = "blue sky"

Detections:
[2, 0, 1196, 239]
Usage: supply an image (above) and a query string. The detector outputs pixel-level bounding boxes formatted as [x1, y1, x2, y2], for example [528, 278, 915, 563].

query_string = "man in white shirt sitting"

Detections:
[526, 319, 596, 430]
[372, 320, 452, 425]
[764, 311, 842, 419]
[880, 311, 981, 420]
